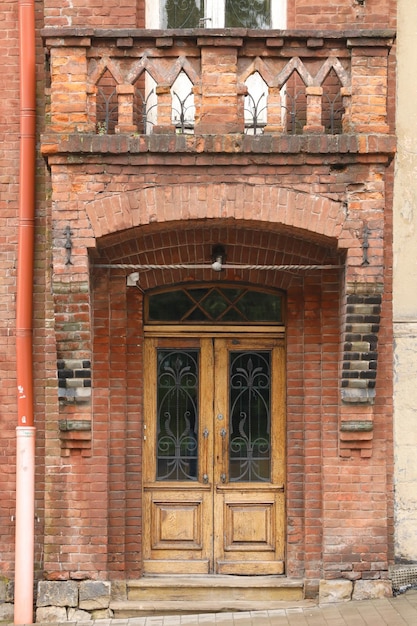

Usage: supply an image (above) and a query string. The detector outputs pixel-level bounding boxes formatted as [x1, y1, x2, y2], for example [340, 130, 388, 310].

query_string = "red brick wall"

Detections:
[0, 0, 20, 577]
[0, 0, 45, 581]
[44, 0, 139, 28]
[289, 0, 396, 30]
[0, 0, 396, 591]
[0, 0, 52, 584]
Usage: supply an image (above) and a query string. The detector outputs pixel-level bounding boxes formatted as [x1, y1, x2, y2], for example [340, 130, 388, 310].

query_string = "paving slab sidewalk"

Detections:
[6, 590, 417, 626]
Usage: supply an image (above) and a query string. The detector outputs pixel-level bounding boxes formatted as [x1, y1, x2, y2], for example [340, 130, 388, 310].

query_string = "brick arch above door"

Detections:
[85, 182, 348, 245]
[54, 182, 383, 467]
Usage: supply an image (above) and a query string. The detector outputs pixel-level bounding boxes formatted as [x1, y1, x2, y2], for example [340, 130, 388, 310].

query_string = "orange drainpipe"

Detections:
[15, 0, 36, 623]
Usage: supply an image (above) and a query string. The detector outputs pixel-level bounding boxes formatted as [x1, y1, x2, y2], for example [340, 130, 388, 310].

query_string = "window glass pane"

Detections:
[236, 291, 282, 322]
[201, 290, 229, 318]
[185, 307, 209, 322]
[188, 287, 210, 299]
[225, 0, 271, 28]
[162, 0, 204, 28]
[222, 288, 245, 300]
[157, 350, 199, 481]
[148, 290, 193, 321]
[229, 351, 271, 482]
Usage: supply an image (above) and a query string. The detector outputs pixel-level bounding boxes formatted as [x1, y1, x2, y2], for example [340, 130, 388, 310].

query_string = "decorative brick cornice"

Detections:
[41, 27, 396, 44]
[41, 132, 396, 161]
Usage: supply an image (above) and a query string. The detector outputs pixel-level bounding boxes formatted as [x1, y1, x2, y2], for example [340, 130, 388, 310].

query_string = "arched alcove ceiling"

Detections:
[91, 219, 343, 290]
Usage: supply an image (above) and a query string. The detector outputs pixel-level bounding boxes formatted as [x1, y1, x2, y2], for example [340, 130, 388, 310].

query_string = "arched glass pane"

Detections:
[149, 291, 193, 321]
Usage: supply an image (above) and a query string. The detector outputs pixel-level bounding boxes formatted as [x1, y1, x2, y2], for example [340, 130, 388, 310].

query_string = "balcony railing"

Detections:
[42, 29, 395, 137]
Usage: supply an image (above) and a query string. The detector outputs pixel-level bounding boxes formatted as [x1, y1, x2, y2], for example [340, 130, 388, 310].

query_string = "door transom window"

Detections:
[146, 284, 284, 324]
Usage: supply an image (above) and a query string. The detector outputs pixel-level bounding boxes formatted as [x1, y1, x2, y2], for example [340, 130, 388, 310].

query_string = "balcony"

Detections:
[41, 28, 395, 155]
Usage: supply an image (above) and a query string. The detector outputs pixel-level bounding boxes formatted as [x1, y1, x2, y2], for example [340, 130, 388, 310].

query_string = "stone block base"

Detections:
[319, 579, 393, 605]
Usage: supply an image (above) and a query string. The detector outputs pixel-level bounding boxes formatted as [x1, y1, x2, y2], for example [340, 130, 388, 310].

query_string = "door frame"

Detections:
[142, 326, 286, 575]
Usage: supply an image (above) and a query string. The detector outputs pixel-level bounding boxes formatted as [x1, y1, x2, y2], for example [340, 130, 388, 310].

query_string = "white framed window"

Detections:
[146, 0, 287, 29]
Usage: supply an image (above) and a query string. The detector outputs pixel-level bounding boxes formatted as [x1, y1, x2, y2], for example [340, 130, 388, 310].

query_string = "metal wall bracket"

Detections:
[64, 225, 73, 265]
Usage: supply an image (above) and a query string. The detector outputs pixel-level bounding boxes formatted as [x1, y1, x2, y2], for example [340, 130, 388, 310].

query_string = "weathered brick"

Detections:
[0, 0, 396, 601]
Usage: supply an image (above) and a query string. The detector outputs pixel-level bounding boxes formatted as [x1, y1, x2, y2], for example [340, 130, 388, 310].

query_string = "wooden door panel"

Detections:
[213, 339, 286, 575]
[215, 488, 285, 574]
[224, 500, 275, 550]
[143, 488, 212, 573]
[151, 498, 204, 549]
[143, 337, 214, 574]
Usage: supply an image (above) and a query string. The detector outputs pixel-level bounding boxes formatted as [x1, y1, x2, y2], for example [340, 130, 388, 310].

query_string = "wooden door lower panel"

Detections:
[143, 486, 212, 574]
[215, 487, 285, 575]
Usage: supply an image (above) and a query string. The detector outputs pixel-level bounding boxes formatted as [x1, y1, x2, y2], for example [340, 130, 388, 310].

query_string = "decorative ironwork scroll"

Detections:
[244, 72, 268, 135]
[96, 86, 118, 135]
[164, 0, 203, 28]
[229, 351, 271, 482]
[157, 350, 199, 481]
[225, 0, 271, 28]
[171, 72, 196, 133]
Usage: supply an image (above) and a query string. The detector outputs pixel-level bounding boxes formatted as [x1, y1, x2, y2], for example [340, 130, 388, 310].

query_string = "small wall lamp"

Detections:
[211, 245, 226, 272]
[127, 271, 140, 286]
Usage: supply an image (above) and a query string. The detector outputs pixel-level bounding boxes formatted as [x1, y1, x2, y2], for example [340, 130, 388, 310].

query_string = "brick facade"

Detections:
[0, 0, 20, 583]
[0, 0, 397, 617]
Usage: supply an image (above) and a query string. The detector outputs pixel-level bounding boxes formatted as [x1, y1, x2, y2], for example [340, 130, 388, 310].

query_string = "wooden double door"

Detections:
[143, 334, 286, 575]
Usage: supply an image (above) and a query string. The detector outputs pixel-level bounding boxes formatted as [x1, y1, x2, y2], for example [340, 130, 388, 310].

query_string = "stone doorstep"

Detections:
[109, 599, 316, 619]
[113, 577, 307, 618]
[127, 575, 305, 589]
[126, 576, 304, 602]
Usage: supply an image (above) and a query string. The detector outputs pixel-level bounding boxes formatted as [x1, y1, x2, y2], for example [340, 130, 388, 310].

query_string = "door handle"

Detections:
[219, 428, 227, 483]
[202, 429, 210, 484]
